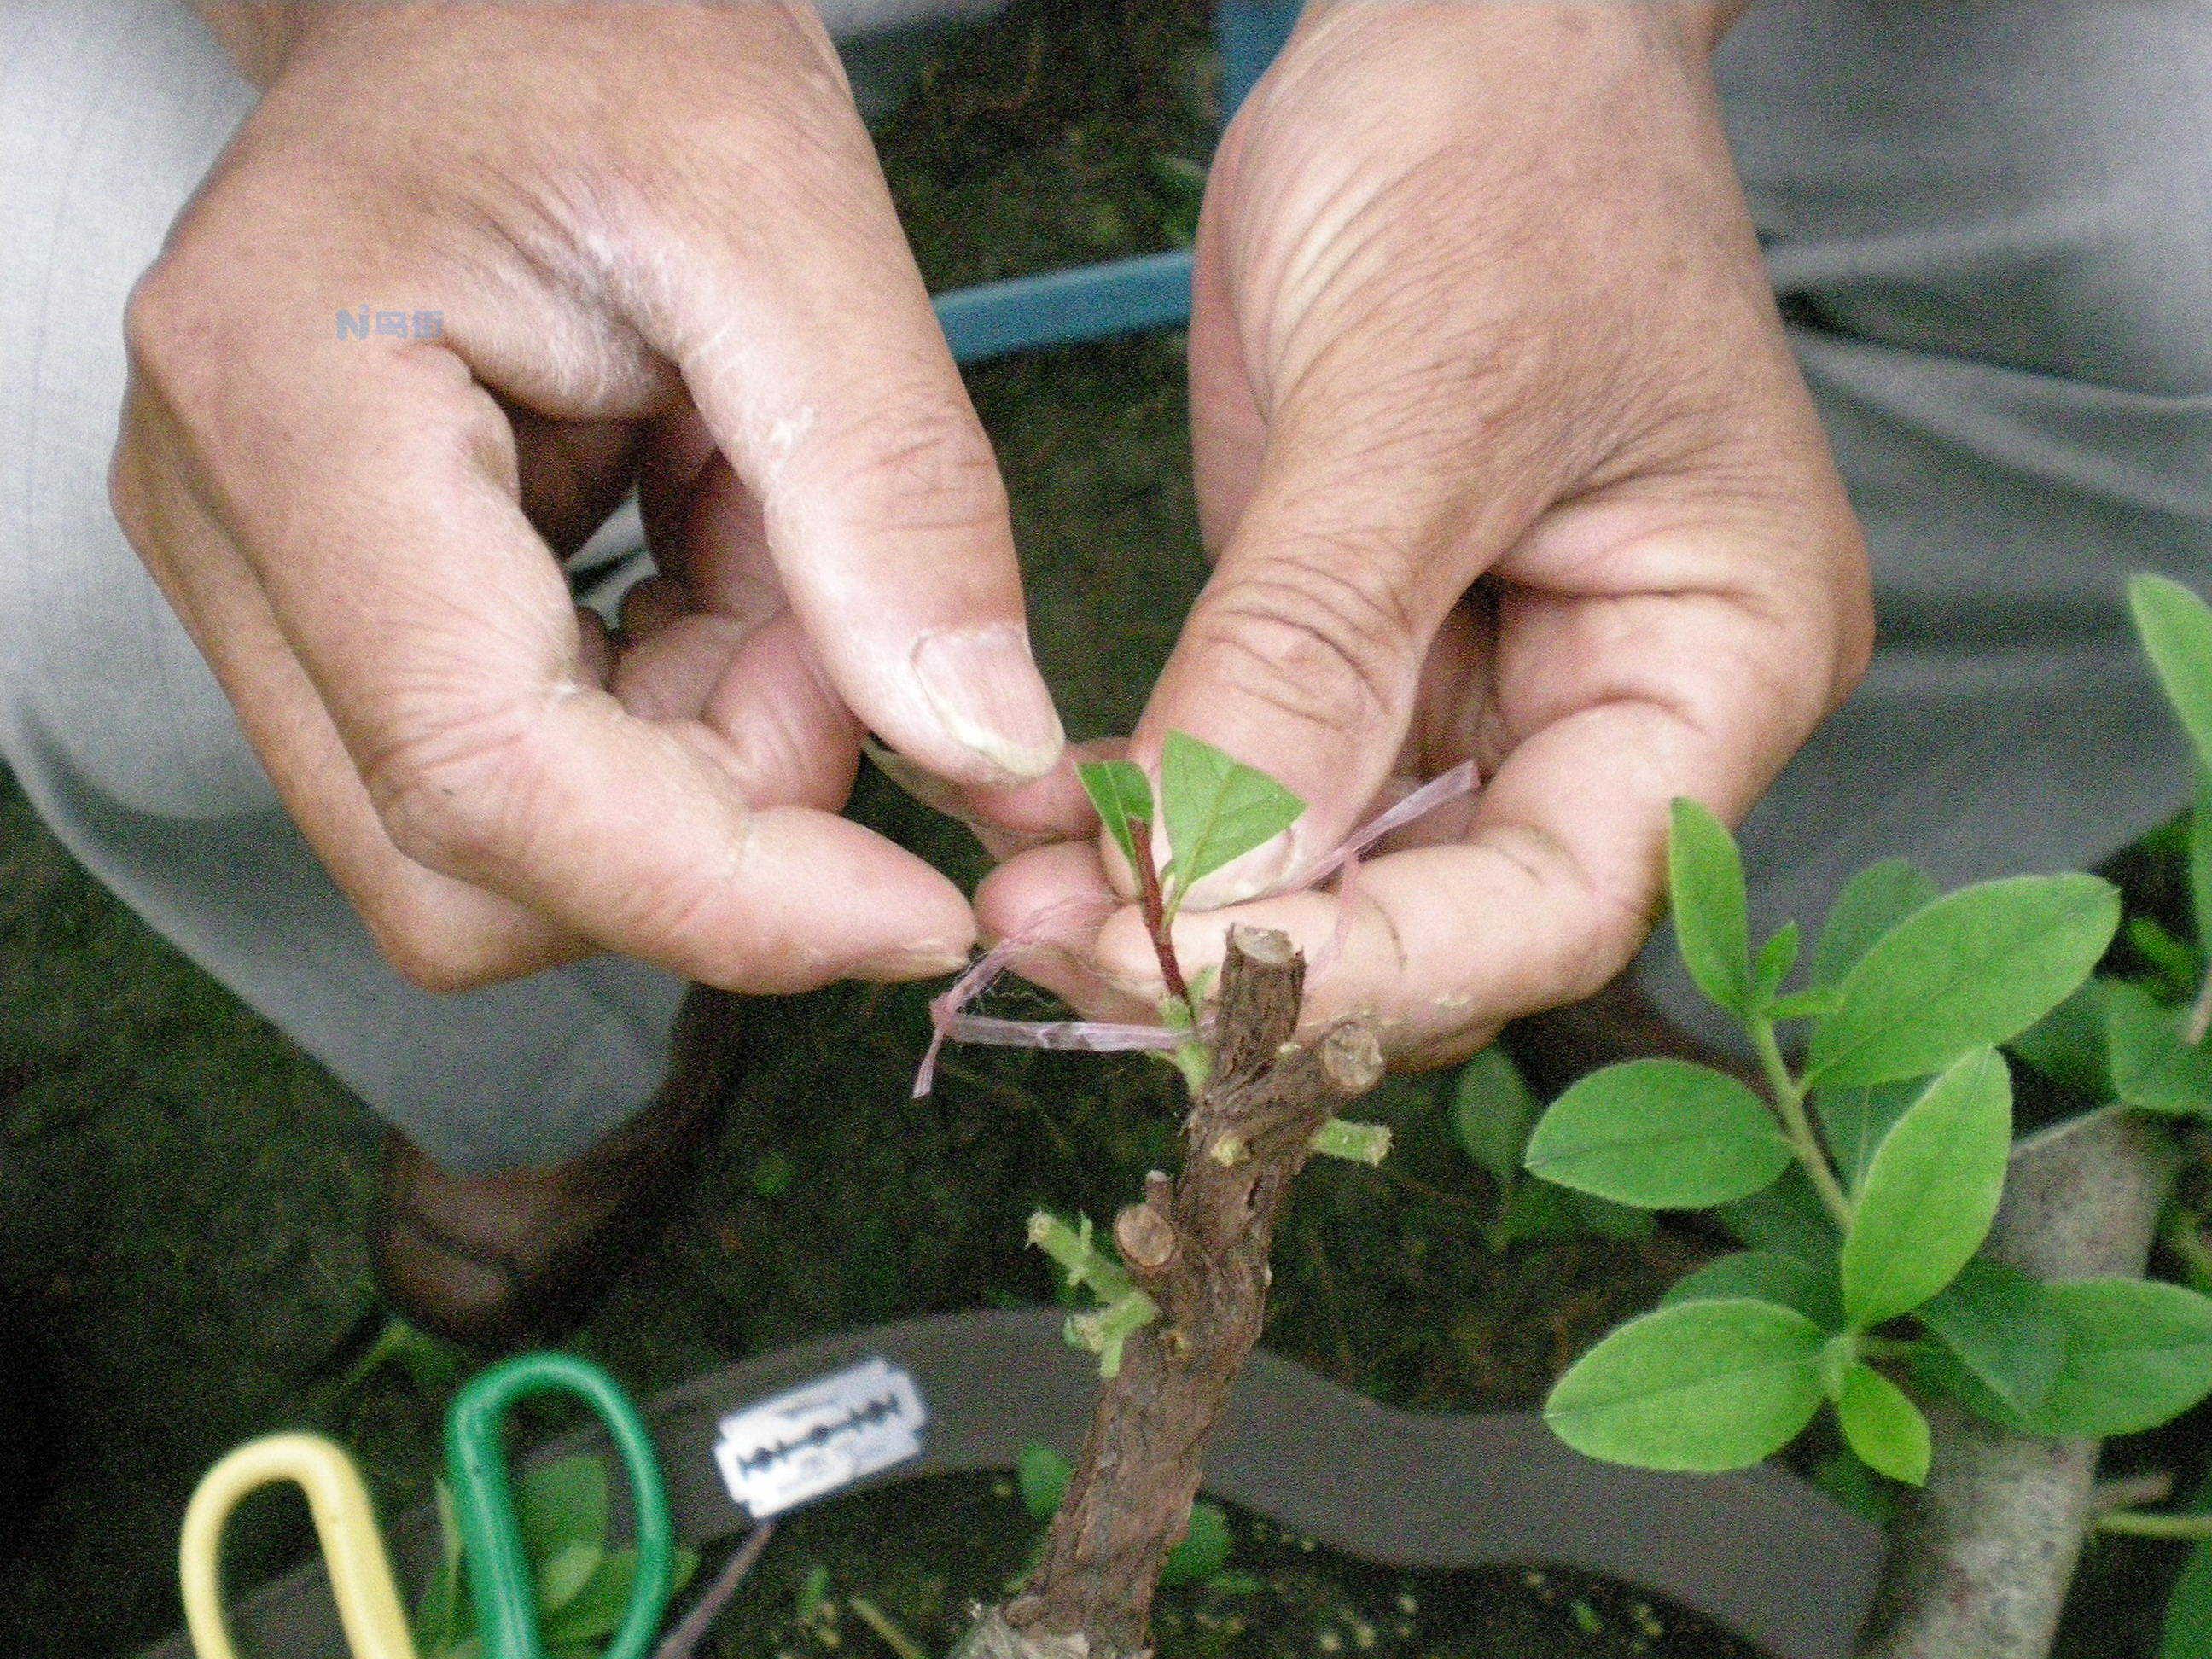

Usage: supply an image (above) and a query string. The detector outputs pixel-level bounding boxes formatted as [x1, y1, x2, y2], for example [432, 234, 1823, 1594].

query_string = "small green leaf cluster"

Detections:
[1080, 733, 1305, 1047]
[1039, 742, 1344, 1384]
[1027, 1211, 1159, 1379]
[1016, 1444, 1234, 1587]
[1528, 792, 2212, 1487]
[2053, 575, 2212, 1655]
[1080, 733, 1307, 925]
[411, 1454, 698, 1659]
[2011, 578, 2212, 1126]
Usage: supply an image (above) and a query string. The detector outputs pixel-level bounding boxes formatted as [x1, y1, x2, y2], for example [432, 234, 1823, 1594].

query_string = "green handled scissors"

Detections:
[183, 1351, 677, 1659]
[445, 1352, 678, 1659]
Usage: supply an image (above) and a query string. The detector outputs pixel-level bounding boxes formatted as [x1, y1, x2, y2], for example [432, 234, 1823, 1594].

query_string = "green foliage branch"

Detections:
[1505, 576, 2212, 1656]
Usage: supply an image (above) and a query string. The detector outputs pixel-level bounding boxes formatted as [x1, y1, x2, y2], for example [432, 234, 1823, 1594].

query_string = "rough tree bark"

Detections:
[958, 927, 1384, 1659]
[1857, 1105, 2181, 1659]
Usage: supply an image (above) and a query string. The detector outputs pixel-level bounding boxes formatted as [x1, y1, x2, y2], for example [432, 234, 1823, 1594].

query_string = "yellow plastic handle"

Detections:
[180, 1433, 422, 1659]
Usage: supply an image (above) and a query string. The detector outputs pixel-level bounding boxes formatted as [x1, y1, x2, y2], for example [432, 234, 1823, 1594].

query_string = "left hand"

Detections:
[979, 2, 1872, 1066]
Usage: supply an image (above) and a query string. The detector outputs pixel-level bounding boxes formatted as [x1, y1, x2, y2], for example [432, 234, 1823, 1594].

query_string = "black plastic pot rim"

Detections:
[143, 1306, 1883, 1659]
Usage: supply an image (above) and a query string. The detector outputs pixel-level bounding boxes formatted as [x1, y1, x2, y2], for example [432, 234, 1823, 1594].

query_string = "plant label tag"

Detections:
[713, 1356, 929, 1520]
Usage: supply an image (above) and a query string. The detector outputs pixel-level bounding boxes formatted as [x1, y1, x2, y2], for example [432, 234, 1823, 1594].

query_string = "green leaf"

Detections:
[1807, 875, 2121, 1088]
[1837, 1365, 1931, 1487]
[1752, 923, 1802, 1005]
[1545, 1299, 1829, 1473]
[411, 1480, 469, 1649]
[1016, 1443, 1072, 1521]
[1910, 1342, 2033, 1432]
[1717, 1169, 1842, 1266]
[543, 1549, 641, 1644]
[412, 1563, 464, 1653]
[2106, 979, 2212, 1117]
[2025, 1278, 2212, 1436]
[1819, 1331, 1858, 1403]
[1493, 1180, 1585, 1247]
[1159, 1500, 1233, 1586]
[2162, 1541, 2212, 1659]
[335, 1318, 471, 1413]
[1810, 859, 1940, 992]
[2131, 573, 2212, 766]
[535, 1543, 602, 1615]
[1079, 760, 1155, 873]
[1662, 1250, 1844, 1329]
[2010, 977, 2118, 1101]
[1810, 1452, 1897, 1528]
[516, 1457, 610, 1565]
[1570, 1191, 1658, 1241]
[1450, 1046, 1540, 1185]
[1916, 1258, 2065, 1417]
[1813, 1079, 1921, 1196]
[1157, 731, 1305, 905]
[2193, 773, 2212, 955]
[796, 1563, 831, 1622]
[1841, 1049, 2013, 1326]
[2128, 916, 2202, 999]
[1149, 154, 1208, 247]
[1668, 799, 1753, 1015]
[1523, 1059, 1792, 1210]
[1768, 985, 1842, 1024]
[1489, 1181, 1653, 1248]
[1170, 1035, 1213, 1096]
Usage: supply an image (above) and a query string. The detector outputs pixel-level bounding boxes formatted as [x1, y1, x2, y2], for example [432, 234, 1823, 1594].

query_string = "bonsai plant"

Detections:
[222, 578, 2212, 1659]
[937, 577, 2212, 1659]
[948, 733, 1395, 1659]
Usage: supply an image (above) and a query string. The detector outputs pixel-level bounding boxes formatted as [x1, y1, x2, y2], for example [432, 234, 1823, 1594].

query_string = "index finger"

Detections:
[188, 338, 976, 992]
[1087, 607, 1842, 1057]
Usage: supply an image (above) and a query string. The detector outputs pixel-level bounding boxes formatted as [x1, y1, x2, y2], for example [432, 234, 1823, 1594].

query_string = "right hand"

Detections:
[114, 1, 1065, 995]
[979, 3, 1870, 1067]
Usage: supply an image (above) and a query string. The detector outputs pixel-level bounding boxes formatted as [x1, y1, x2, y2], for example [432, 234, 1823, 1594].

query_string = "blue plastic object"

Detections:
[930, 2, 1300, 367]
[1219, 0, 1302, 114]
[936, 250, 1196, 366]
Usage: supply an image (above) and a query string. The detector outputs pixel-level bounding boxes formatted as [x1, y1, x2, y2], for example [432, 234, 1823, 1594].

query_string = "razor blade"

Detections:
[712, 1357, 928, 1521]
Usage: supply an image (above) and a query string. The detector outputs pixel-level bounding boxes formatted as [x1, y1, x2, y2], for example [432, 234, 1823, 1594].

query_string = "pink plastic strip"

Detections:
[941, 1016, 1185, 1054]
[913, 760, 1482, 1095]
[1300, 760, 1479, 886]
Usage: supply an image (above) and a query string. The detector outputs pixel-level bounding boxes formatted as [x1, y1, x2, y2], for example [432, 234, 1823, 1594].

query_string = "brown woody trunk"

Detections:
[960, 927, 1383, 1659]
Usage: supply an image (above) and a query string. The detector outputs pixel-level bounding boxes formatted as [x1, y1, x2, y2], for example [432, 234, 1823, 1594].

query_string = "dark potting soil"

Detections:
[707, 1473, 1769, 1659]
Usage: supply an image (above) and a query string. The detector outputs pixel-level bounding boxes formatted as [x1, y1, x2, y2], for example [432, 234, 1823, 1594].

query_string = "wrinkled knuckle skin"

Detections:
[364, 710, 541, 881]
[105, 443, 153, 555]
[829, 394, 1010, 538]
[366, 912, 508, 997]
[1492, 822, 1655, 1007]
[1192, 550, 1416, 740]
[1758, 517, 1877, 730]
[121, 253, 223, 410]
[123, 207, 300, 434]
[1828, 532, 1878, 713]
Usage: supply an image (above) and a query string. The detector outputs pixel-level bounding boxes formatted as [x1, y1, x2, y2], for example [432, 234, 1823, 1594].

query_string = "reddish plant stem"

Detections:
[1127, 818, 1193, 1010]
